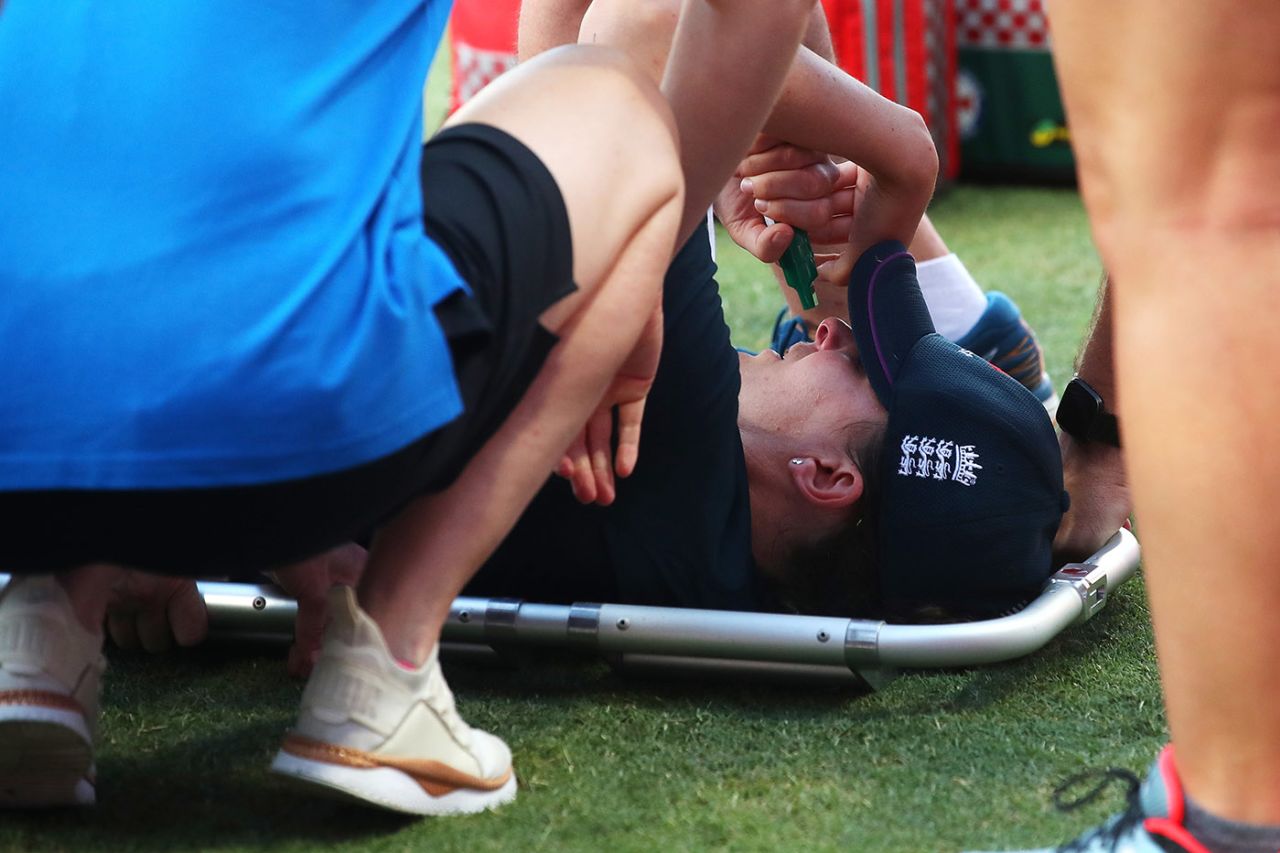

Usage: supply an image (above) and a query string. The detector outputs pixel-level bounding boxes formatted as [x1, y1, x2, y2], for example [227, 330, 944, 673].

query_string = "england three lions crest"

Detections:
[897, 435, 981, 486]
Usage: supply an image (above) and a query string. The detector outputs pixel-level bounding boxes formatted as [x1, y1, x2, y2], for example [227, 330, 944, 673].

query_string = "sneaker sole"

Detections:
[0, 704, 94, 807]
[270, 746, 517, 816]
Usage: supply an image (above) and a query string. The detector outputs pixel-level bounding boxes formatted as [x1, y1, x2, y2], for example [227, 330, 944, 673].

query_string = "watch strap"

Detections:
[1057, 376, 1122, 449]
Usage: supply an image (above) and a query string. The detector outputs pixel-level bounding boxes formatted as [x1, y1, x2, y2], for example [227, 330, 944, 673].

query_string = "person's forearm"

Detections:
[763, 47, 936, 216]
[662, 0, 814, 243]
[517, 0, 593, 61]
[1075, 274, 1116, 400]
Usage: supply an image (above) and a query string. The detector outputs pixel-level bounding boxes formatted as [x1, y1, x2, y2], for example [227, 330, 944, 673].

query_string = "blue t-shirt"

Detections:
[0, 1, 465, 488]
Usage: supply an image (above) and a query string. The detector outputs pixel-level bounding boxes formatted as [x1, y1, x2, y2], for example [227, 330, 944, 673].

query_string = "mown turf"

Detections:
[1, 186, 1163, 853]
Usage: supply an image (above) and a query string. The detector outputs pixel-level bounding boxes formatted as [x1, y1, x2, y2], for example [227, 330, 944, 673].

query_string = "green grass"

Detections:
[1, 187, 1165, 853]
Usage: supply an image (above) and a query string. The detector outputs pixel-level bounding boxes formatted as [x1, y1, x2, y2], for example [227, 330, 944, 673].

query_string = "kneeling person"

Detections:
[0, 0, 814, 816]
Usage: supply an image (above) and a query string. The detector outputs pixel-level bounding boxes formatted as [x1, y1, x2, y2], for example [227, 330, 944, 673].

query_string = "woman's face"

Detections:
[738, 317, 888, 445]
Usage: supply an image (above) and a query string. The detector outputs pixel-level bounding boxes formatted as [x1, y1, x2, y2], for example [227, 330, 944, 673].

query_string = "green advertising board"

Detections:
[954, 0, 1074, 182]
[957, 48, 1074, 181]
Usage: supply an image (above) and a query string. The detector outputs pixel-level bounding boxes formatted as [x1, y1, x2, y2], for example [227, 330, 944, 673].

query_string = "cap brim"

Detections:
[846, 241, 937, 408]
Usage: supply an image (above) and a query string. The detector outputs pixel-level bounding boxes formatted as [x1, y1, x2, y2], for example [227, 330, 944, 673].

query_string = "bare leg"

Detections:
[908, 213, 949, 262]
[1052, 0, 1280, 824]
[362, 0, 816, 661]
[358, 47, 684, 663]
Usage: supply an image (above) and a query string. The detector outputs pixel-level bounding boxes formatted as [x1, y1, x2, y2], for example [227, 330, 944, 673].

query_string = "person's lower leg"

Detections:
[359, 194, 681, 664]
[909, 215, 989, 341]
[1113, 228, 1280, 824]
[1052, 0, 1280, 827]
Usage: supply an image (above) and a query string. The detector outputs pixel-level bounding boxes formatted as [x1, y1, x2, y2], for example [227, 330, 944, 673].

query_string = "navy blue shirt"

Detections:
[470, 233, 770, 610]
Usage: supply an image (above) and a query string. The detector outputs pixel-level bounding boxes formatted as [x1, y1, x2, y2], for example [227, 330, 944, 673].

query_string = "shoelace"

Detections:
[424, 663, 474, 747]
[1050, 767, 1146, 853]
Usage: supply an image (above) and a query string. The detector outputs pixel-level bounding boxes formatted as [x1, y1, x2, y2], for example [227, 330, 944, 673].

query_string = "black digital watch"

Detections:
[1056, 376, 1121, 448]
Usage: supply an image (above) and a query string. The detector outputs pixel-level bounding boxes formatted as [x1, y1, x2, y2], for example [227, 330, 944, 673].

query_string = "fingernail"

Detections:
[740, 177, 754, 194]
[753, 198, 768, 213]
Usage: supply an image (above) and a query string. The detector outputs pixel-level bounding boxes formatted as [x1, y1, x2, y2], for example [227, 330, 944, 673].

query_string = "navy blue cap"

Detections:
[847, 241, 1068, 616]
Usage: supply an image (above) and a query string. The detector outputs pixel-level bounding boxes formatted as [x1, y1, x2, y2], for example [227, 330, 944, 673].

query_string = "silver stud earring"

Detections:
[789, 457, 805, 466]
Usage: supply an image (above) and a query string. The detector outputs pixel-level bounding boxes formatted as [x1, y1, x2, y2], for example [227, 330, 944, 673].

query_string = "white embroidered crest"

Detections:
[933, 440, 954, 481]
[897, 435, 981, 486]
[953, 444, 982, 486]
[898, 435, 920, 476]
[916, 437, 937, 478]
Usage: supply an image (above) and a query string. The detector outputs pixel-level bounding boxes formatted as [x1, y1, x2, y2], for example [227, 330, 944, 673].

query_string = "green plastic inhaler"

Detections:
[774, 224, 818, 310]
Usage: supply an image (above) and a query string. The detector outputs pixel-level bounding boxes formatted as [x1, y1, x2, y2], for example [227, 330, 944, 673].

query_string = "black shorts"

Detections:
[0, 124, 576, 577]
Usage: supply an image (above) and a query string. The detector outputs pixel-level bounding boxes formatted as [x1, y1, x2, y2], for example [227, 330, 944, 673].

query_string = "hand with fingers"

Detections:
[269, 542, 368, 678]
[715, 136, 856, 264]
[106, 571, 209, 654]
[811, 159, 927, 289]
[726, 134, 934, 288]
[1053, 434, 1132, 565]
[556, 301, 663, 506]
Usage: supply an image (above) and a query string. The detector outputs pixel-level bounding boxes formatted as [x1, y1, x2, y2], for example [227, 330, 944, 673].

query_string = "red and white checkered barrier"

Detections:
[821, 0, 958, 180]
[955, 0, 1050, 50]
[451, 41, 518, 111]
[448, 0, 520, 114]
[447, 0, 961, 178]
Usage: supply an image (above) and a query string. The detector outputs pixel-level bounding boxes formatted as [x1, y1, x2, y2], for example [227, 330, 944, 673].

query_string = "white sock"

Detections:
[915, 253, 989, 341]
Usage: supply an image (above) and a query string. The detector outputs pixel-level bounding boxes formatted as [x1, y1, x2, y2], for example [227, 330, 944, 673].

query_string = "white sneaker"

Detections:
[0, 575, 105, 807]
[270, 586, 516, 816]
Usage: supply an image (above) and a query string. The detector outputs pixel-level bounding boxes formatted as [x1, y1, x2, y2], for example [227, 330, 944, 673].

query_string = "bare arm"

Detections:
[517, 0, 592, 60]
[525, 0, 814, 245]
[573, 0, 933, 252]
[1054, 275, 1131, 562]
[660, 0, 815, 242]
[762, 47, 936, 257]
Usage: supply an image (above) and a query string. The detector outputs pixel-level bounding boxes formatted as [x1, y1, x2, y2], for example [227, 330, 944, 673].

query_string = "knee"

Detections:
[534, 44, 678, 139]
[538, 44, 682, 192]
[578, 0, 682, 83]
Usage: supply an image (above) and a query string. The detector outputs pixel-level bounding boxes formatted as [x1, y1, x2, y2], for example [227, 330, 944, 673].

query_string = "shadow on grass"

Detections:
[2, 714, 580, 851]
[1, 723, 427, 851]
[1, 580, 1149, 850]
[820, 579, 1149, 723]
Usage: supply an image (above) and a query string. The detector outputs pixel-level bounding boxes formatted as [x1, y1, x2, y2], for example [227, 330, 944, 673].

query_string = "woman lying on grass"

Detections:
[104, 1, 1067, 671]
[463, 0, 1065, 623]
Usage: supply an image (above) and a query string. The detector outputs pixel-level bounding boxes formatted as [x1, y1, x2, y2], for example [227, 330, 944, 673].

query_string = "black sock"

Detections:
[1183, 791, 1280, 853]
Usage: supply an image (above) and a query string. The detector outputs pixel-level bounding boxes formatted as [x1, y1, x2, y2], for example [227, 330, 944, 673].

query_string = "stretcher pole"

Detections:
[0, 529, 1139, 683]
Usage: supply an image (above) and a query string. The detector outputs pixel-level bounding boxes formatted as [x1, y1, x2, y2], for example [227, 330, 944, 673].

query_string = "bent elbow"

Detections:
[900, 108, 940, 201]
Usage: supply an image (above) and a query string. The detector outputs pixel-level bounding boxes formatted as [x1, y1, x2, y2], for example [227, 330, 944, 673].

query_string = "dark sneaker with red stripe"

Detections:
[965, 747, 1212, 853]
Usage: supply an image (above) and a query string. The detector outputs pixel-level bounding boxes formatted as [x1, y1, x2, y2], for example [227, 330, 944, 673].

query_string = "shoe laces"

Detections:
[423, 664, 473, 748]
[1050, 767, 1146, 852]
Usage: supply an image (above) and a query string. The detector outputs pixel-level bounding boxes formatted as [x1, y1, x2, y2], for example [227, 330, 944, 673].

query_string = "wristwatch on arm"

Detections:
[1056, 376, 1122, 448]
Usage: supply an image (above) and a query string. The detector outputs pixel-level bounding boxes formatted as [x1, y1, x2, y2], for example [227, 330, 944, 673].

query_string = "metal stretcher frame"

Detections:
[0, 529, 1138, 685]
[192, 528, 1139, 686]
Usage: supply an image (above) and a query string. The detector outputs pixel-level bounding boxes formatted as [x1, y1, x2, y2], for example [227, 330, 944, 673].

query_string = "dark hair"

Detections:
[773, 422, 885, 617]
